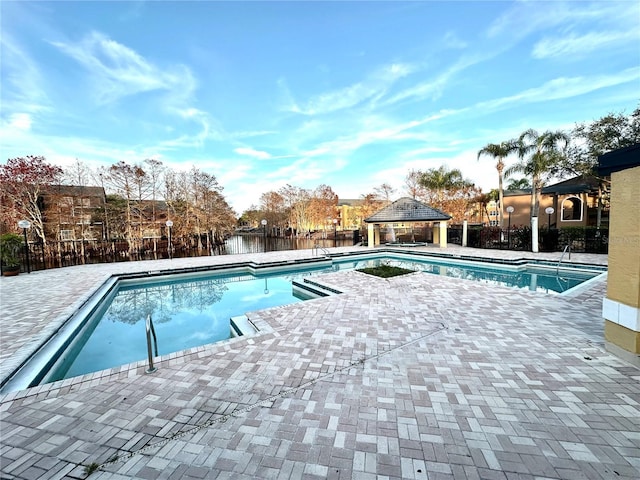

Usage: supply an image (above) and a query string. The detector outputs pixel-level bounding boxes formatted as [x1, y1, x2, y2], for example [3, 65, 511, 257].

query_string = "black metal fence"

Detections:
[3, 231, 361, 274]
[447, 225, 608, 253]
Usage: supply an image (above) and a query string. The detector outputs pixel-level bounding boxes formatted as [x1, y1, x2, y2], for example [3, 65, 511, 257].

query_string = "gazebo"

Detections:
[364, 197, 452, 248]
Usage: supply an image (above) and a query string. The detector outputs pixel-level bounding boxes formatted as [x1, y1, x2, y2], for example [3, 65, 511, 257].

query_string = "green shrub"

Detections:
[0, 233, 23, 268]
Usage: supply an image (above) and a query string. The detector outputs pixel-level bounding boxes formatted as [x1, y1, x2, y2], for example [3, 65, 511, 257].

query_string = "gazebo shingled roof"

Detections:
[364, 197, 451, 223]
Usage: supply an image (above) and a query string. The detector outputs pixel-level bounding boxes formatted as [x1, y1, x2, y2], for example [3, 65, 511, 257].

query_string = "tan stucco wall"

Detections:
[604, 322, 640, 354]
[606, 166, 640, 308]
[503, 195, 554, 227]
[503, 193, 592, 228]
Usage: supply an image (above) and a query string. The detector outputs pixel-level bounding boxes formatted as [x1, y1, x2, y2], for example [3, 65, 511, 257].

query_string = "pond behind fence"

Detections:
[3, 226, 608, 275]
[3, 233, 359, 274]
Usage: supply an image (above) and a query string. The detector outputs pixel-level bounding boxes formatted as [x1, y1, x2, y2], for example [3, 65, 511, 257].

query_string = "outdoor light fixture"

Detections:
[166, 220, 174, 259]
[506, 206, 514, 249]
[545, 207, 554, 230]
[18, 220, 31, 274]
[261, 219, 267, 253]
[333, 218, 338, 247]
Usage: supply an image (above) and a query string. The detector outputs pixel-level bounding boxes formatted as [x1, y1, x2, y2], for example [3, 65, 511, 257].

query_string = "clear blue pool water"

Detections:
[46, 272, 311, 382]
[342, 256, 599, 294]
[30, 253, 603, 387]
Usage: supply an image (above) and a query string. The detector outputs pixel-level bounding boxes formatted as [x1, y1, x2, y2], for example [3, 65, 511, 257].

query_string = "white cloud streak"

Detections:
[234, 147, 272, 160]
[475, 68, 640, 112]
[0, 34, 50, 114]
[51, 31, 196, 105]
[532, 29, 640, 59]
[287, 62, 415, 115]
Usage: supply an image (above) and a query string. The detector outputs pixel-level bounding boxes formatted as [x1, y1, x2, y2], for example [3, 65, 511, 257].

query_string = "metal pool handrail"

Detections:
[556, 244, 571, 274]
[313, 243, 330, 256]
[145, 314, 158, 374]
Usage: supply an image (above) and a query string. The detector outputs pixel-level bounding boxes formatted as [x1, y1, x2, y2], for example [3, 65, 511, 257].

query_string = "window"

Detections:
[60, 230, 74, 241]
[561, 197, 583, 221]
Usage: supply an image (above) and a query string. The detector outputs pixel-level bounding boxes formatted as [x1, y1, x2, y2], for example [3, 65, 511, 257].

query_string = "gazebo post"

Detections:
[462, 220, 468, 247]
[439, 221, 448, 248]
[368, 223, 375, 249]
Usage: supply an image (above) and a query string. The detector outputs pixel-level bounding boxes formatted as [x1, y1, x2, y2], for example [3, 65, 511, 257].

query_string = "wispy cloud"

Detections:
[287, 62, 415, 115]
[532, 29, 640, 59]
[6, 113, 33, 130]
[442, 31, 468, 50]
[487, 0, 639, 46]
[234, 147, 272, 160]
[382, 55, 487, 106]
[51, 31, 196, 105]
[0, 34, 50, 114]
[475, 68, 640, 112]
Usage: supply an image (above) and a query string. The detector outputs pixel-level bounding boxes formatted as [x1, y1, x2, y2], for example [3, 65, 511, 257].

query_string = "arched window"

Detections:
[561, 196, 583, 221]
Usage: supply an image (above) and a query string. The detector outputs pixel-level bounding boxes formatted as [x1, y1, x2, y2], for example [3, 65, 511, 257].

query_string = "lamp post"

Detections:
[166, 220, 173, 259]
[18, 220, 31, 273]
[506, 206, 514, 250]
[261, 219, 267, 253]
[333, 218, 338, 247]
[545, 207, 554, 230]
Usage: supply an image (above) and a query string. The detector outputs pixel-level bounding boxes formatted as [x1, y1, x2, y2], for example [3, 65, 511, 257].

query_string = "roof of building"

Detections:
[503, 175, 601, 197]
[364, 197, 451, 223]
[45, 184, 106, 197]
[598, 143, 640, 176]
[337, 198, 364, 206]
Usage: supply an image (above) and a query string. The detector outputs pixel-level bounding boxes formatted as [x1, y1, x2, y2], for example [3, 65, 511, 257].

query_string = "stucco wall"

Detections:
[604, 165, 640, 357]
[606, 166, 640, 308]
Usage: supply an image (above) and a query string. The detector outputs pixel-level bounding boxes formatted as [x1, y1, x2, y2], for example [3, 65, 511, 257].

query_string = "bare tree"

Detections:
[404, 169, 425, 200]
[374, 183, 395, 205]
[103, 161, 144, 252]
[0, 155, 63, 244]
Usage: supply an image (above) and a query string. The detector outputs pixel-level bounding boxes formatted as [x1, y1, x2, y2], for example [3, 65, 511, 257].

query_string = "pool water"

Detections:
[47, 272, 308, 382]
[20, 253, 603, 389]
[345, 257, 598, 294]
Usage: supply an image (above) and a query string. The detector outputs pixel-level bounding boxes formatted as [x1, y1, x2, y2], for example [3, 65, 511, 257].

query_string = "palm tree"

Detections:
[506, 177, 531, 190]
[477, 141, 516, 228]
[505, 129, 569, 226]
[419, 166, 470, 205]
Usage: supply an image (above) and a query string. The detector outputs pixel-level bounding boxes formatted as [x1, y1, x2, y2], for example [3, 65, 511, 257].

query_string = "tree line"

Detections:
[0, 157, 236, 255]
[1, 104, 637, 253]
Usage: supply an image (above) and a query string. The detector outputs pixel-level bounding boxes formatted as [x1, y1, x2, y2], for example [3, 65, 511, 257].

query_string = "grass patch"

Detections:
[356, 264, 415, 278]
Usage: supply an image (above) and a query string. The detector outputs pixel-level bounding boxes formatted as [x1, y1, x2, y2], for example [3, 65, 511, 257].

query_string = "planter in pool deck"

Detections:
[1, 266, 20, 276]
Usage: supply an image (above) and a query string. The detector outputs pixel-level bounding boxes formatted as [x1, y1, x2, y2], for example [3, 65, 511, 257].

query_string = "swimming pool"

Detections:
[0, 252, 605, 393]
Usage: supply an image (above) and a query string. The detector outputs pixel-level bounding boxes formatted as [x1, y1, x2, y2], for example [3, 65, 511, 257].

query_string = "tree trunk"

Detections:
[596, 183, 603, 229]
[530, 175, 538, 226]
[497, 161, 504, 228]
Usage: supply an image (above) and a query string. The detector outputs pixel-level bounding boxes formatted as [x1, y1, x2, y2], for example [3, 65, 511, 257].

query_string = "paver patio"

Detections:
[1, 246, 639, 479]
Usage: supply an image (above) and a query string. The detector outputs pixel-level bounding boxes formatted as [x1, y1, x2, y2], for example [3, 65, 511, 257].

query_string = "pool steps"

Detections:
[292, 278, 342, 299]
[230, 315, 259, 337]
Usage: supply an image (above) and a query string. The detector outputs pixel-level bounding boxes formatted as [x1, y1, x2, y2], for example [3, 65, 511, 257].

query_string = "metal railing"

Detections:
[145, 314, 158, 373]
[313, 243, 330, 256]
[556, 244, 572, 274]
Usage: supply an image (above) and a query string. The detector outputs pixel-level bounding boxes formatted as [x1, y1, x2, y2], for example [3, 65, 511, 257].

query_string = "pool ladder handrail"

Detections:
[556, 244, 571, 274]
[313, 243, 330, 256]
[146, 314, 158, 373]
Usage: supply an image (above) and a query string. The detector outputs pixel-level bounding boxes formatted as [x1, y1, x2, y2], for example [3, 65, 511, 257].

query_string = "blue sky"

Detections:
[1, 1, 638, 214]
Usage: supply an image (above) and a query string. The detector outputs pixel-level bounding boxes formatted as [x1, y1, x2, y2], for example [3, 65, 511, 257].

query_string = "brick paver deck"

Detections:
[1, 245, 639, 479]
